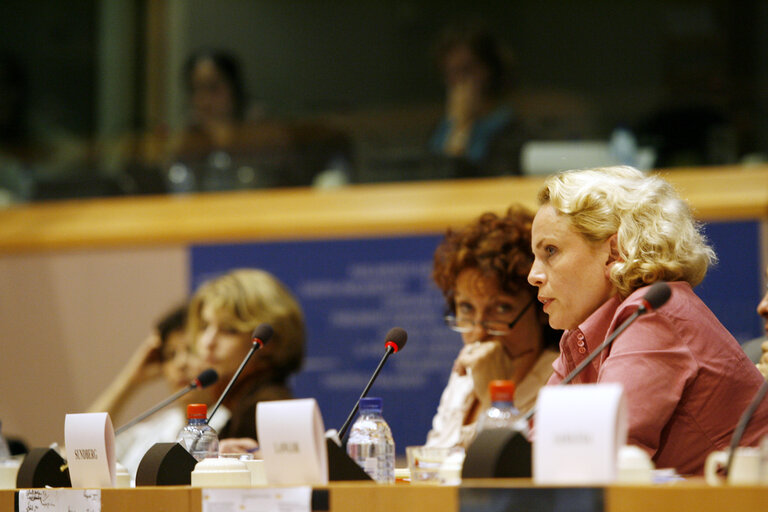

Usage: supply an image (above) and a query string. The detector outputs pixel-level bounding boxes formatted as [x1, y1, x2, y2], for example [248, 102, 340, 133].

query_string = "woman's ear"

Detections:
[602, 233, 621, 278]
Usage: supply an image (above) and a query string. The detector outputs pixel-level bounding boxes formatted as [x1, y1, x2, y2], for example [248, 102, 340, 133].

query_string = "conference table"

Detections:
[2, 479, 768, 512]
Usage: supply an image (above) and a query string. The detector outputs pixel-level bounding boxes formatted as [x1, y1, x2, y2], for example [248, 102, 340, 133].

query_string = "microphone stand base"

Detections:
[16, 447, 71, 488]
[326, 438, 373, 481]
[135, 442, 197, 486]
[462, 428, 532, 478]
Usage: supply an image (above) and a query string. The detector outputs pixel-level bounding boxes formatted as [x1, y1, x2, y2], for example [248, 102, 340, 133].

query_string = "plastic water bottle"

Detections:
[202, 151, 236, 191]
[176, 404, 219, 461]
[346, 397, 395, 483]
[476, 380, 522, 431]
[166, 162, 197, 194]
[609, 125, 638, 167]
[0, 421, 11, 461]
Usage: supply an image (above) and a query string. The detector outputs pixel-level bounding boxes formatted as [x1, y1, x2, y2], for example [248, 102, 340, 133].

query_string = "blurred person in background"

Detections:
[161, 48, 293, 192]
[184, 49, 249, 149]
[188, 268, 305, 453]
[427, 23, 526, 178]
[126, 48, 350, 193]
[87, 302, 213, 479]
[121, 48, 290, 194]
[426, 205, 560, 448]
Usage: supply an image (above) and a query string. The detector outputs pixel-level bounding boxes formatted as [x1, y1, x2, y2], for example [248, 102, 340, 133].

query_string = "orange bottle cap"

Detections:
[187, 403, 208, 419]
[489, 380, 515, 402]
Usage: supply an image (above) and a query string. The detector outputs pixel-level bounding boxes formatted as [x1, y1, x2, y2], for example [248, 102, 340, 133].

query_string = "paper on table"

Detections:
[65, 412, 116, 488]
[201, 487, 311, 512]
[19, 489, 101, 511]
[257, 398, 328, 485]
[533, 383, 627, 484]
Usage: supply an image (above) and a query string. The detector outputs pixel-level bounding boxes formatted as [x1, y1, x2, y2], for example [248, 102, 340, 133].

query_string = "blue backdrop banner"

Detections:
[191, 234, 455, 454]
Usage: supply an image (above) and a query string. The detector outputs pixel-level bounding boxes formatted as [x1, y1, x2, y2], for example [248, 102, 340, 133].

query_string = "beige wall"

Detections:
[0, 246, 188, 447]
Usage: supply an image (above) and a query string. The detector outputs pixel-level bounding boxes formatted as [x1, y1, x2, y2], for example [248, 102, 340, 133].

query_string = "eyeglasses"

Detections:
[444, 296, 536, 336]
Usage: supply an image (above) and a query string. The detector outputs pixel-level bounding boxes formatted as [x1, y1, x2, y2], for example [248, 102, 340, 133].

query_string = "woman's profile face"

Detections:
[443, 44, 490, 92]
[528, 205, 616, 330]
[453, 267, 542, 360]
[758, 267, 768, 336]
[190, 58, 236, 125]
[196, 303, 251, 381]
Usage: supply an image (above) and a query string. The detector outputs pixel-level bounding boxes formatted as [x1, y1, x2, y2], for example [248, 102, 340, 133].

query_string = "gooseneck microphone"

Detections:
[114, 368, 219, 435]
[338, 327, 408, 440]
[207, 323, 274, 423]
[724, 377, 768, 477]
[559, 281, 671, 386]
[523, 281, 672, 421]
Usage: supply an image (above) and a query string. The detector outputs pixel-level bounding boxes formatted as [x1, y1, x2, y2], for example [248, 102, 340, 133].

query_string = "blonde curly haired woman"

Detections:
[528, 166, 768, 475]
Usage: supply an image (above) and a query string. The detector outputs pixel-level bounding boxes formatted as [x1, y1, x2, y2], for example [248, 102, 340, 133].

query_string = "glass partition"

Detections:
[0, 0, 766, 203]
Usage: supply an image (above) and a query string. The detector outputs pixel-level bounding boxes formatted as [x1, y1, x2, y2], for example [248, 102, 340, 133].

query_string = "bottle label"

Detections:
[363, 457, 378, 475]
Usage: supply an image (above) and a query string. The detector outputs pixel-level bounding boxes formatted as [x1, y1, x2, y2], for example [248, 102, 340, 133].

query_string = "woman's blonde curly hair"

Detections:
[538, 166, 717, 297]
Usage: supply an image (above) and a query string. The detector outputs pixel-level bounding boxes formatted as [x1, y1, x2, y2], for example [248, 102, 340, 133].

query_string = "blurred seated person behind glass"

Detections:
[146, 48, 353, 193]
[162, 48, 296, 192]
[87, 302, 213, 478]
[427, 23, 526, 178]
[188, 268, 305, 453]
[528, 166, 768, 475]
[426, 205, 560, 448]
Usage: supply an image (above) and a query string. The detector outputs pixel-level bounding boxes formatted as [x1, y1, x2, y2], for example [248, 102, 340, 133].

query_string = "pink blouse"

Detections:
[547, 281, 768, 475]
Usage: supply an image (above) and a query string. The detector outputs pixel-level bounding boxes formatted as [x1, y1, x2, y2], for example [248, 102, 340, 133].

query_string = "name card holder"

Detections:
[135, 442, 198, 486]
[64, 412, 116, 488]
[534, 383, 627, 485]
[462, 427, 532, 478]
[325, 437, 372, 481]
[257, 399, 329, 486]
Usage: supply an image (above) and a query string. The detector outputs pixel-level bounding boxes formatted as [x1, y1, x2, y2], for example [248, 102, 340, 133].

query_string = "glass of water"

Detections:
[406, 446, 465, 485]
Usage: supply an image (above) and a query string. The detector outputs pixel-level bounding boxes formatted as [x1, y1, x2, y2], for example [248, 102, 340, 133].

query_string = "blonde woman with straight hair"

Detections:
[528, 166, 768, 475]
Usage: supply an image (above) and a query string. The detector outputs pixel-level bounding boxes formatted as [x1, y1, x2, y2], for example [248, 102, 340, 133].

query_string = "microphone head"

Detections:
[251, 323, 274, 347]
[194, 368, 219, 389]
[384, 327, 408, 353]
[643, 281, 672, 311]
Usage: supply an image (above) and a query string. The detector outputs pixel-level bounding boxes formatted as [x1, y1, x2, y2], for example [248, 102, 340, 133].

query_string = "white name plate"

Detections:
[202, 487, 311, 512]
[257, 398, 328, 485]
[534, 383, 627, 484]
[65, 412, 116, 488]
[19, 489, 101, 511]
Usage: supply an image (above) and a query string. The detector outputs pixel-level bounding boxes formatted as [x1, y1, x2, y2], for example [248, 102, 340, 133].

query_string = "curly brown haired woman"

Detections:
[426, 205, 560, 448]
